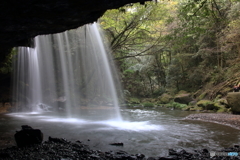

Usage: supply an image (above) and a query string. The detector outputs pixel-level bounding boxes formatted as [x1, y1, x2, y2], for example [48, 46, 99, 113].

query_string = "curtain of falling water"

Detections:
[12, 23, 123, 121]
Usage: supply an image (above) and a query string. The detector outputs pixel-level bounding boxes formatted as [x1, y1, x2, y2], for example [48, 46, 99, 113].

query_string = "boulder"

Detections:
[196, 100, 218, 110]
[217, 98, 230, 108]
[189, 101, 197, 106]
[226, 92, 240, 114]
[14, 125, 43, 147]
[158, 93, 173, 104]
[174, 93, 193, 105]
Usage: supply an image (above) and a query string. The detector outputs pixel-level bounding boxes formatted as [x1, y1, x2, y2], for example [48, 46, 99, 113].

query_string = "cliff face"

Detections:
[0, 0, 150, 60]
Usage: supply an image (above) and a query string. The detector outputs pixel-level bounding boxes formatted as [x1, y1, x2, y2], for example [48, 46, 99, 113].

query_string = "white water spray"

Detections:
[12, 23, 122, 121]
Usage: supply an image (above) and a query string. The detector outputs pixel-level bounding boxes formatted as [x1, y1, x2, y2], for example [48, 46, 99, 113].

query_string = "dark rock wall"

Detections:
[0, 0, 151, 60]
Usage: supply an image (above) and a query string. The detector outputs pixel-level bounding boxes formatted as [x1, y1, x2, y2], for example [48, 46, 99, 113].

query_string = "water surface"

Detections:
[0, 107, 239, 157]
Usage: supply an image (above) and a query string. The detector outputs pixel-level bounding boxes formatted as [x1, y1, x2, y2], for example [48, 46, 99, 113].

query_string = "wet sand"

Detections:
[185, 113, 240, 130]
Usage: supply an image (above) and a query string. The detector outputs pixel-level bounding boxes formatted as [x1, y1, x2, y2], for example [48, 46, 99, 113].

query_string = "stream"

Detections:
[0, 107, 239, 157]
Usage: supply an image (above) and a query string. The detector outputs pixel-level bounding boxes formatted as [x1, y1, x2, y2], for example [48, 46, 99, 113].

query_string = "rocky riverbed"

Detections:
[1, 112, 240, 159]
[0, 136, 240, 160]
[185, 113, 240, 130]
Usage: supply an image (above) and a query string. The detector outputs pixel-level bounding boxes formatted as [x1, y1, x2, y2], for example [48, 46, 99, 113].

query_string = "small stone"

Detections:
[202, 148, 208, 153]
[169, 149, 177, 155]
[136, 153, 145, 159]
[109, 142, 124, 146]
[234, 145, 239, 148]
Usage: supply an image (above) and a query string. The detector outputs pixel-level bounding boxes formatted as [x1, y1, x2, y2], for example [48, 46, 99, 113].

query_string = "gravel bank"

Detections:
[1, 137, 240, 160]
[185, 113, 240, 130]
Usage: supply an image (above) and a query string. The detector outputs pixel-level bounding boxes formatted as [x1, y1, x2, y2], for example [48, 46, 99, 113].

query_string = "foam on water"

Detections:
[7, 112, 164, 131]
[95, 120, 164, 131]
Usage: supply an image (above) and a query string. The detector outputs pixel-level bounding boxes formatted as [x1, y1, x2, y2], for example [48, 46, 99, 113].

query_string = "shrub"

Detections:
[166, 102, 188, 109]
[143, 102, 155, 108]
[127, 97, 141, 104]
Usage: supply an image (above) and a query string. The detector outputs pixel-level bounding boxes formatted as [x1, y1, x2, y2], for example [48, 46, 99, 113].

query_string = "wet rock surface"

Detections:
[14, 125, 43, 147]
[185, 113, 240, 130]
[0, 137, 146, 160]
[0, 137, 240, 160]
[0, 0, 151, 62]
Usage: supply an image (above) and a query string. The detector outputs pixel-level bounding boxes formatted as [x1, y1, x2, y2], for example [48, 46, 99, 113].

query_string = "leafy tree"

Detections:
[100, 1, 175, 97]
[100, 0, 240, 98]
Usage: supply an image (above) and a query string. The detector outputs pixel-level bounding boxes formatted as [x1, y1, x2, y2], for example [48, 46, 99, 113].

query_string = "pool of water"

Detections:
[0, 107, 240, 157]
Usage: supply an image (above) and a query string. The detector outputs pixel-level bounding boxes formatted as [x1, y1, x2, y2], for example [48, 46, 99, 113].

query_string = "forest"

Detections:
[0, 0, 240, 113]
[98, 0, 240, 112]
[1, 1, 240, 159]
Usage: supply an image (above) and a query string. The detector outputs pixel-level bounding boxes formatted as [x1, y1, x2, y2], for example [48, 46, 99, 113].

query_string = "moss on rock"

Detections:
[226, 92, 240, 114]
[158, 93, 173, 104]
[197, 100, 219, 110]
[174, 93, 193, 104]
[127, 97, 141, 104]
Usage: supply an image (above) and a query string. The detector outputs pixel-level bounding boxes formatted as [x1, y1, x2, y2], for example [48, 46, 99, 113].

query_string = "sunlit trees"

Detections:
[163, 0, 236, 93]
[100, 0, 240, 98]
[100, 1, 175, 97]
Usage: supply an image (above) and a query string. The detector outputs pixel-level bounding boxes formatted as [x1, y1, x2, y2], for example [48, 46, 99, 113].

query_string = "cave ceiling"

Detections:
[0, 0, 151, 61]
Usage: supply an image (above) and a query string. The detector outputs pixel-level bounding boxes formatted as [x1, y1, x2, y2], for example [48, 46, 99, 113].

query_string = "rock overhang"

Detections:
[0, 0, 151, 60]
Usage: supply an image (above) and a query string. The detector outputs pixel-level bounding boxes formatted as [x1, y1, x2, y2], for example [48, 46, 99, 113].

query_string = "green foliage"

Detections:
[100, 0, 240, 99]
[123, 69, 135, 74]
[143, 102, 155, 108]
[215, 103, 228, 113]
[100, 1, 174, 97]
[152, 86, 166, 97]
[0, 48, 15, 74]
[197, 100, 220, 110]
[166, 102, 188, 109]
[127, 97, 141, 104]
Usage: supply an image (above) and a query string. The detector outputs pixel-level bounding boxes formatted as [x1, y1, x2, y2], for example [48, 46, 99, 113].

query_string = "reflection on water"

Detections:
[1, 107, 240, 157]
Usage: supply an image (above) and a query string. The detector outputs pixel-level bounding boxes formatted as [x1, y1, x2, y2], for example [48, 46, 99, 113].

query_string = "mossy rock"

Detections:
[216, 106, 228, 113]
[216, 98, 229, 108]
[196, 106, 204, 111]
[226, 92, 240, 114]
[213, 102, 227, 113]
[189, 101, 197, 106]
[0, 102, 12, 113]
[174, 93, 193, 105]
[127, 97, 141, 104]
[189, 106, 203, 111]
[197, 100, 219, 110]
[158, 93, 173, 104]
[182, 106, 192, 111]
[176, 90, 188, 95]
[141, 98, 156, 103]
[197, 92, 208, 101]
[217, 98, 228, 105]
[183, 105, 203, 111]
[214, 94, 222, 101]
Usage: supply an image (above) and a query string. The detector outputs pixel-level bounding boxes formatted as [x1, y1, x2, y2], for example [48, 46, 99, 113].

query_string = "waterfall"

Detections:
[12, 23, 123, 121]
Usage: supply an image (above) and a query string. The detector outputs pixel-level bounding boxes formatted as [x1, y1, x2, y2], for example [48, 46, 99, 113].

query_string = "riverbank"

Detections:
[1, 109, 240, 159]
[185, 113, 240, 130]
[0, 137, 240, 160]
